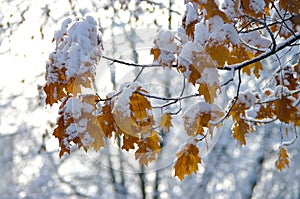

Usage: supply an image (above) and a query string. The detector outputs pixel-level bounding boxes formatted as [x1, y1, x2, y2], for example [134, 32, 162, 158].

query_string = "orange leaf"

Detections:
[122, 133, 139, 151]
[174, 143, 201, 181]
[135, 131, 161, 165]
[184, 102, 224, 136]
[198, 82, 219, 104]
[98, 101, 115, 138]
[275, 147, 289, 171]
[275, 98, 298, 123]
[206, 44, 229, 67]
[113, 86, 154, 136]
[159, 113, 173, 133]
[150, 48, 160, 61]
[200, 0, 230, 23]
[232, 120, 250, 145]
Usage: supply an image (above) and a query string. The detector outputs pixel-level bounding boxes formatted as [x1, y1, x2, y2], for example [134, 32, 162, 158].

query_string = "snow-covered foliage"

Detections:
[1, 0, 300, 198]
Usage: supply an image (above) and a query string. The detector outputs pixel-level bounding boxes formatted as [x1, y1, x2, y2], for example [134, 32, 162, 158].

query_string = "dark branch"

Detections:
[220, 33, 300, 71]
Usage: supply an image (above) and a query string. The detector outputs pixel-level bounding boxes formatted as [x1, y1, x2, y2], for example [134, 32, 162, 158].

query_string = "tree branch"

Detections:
[220, 33, 300, 71]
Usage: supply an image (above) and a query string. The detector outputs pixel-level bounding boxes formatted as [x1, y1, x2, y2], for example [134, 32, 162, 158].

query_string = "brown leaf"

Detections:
[150, 48, 161, 61]
[275, 98, 298, 124]
[122, 133, 139, 151]
[98, 101, 115, 138]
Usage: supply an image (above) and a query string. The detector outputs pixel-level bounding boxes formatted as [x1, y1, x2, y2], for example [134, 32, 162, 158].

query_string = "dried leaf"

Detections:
[135, 131, 161, 165]
[198, 82, 219, 104]
[98, 101, 115, 138]
[159, 113, 173, 133]
[113, 87, 154, 136]
[206, 44, 229, 67]
[275, 147, 289, 171]
[150, 48, 161, 61]
[200, 0, 230, 22]
[232, 120, 250, 145]
[122, 133, 139, 151]
[275, 98, 298, 124]
[174, 143, 201, 181]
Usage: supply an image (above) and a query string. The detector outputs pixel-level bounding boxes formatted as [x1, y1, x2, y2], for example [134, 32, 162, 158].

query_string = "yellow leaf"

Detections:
[275, 147, 289, 171]
[232, 120, 250, 145]
[255, 104, 275, 120]
[113, 87, 154, 136]
[199, 0, 230, 23]
[279, 0, 300, 14]
[241, 0, 268, 17]
[159, 113, 173, 133]
[206, 44, 229, 67]
[135, 131, 161, 165]
[198, 82, 219, 104]
[275, 98, 298, 124]
[174, 143, 201, 181]
[187, 64, 202, 85]
[86, 115, 105, 151]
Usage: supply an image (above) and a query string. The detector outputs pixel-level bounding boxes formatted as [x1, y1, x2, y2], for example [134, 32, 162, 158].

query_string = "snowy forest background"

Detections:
[1, 0, 300, 198]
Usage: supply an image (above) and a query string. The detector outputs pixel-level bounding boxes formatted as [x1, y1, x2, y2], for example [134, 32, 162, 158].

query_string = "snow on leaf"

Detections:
[230, 92, 257, 145]
[174, 143, 201, 181]
[275, 147, 289, 171]
[135, 131, 161, 165]
[113, 85, 154, 136]
[199, 0, 230, 23]
[151, 30, 177, 67]
[184, 101, 224, 136]
[241, 0, 267, 17]
[227, 45, 264, 78]
[53, 95, 105, 157]
[275, 98, 298, 124]
[159, 113, 173, 133]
